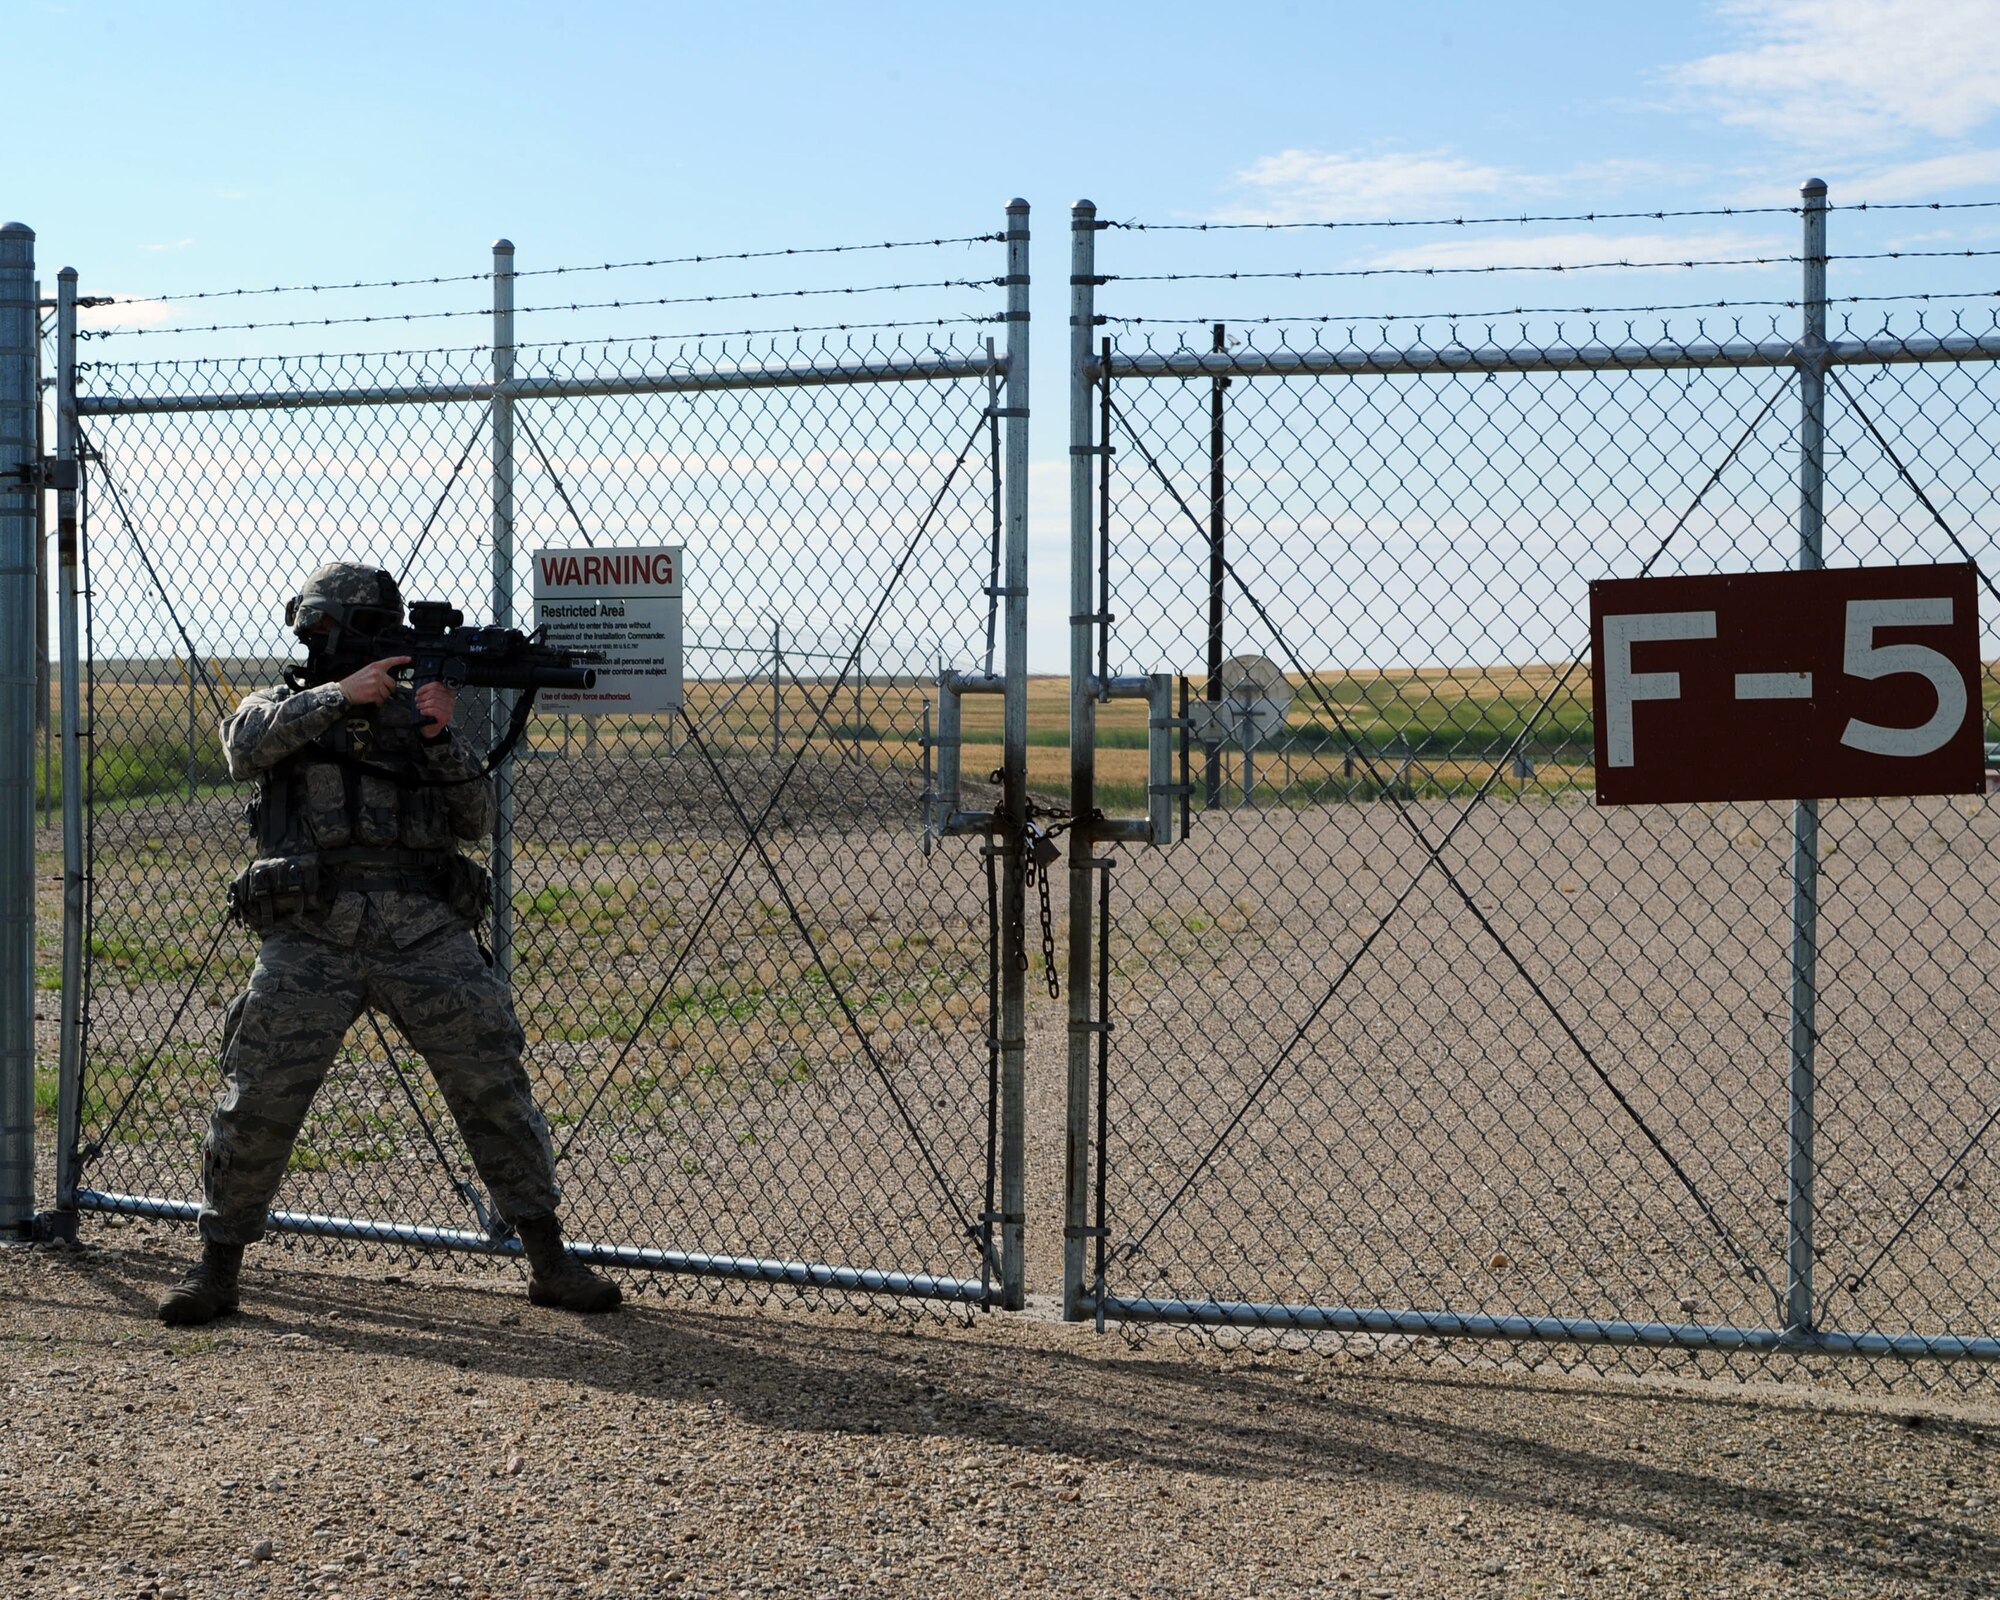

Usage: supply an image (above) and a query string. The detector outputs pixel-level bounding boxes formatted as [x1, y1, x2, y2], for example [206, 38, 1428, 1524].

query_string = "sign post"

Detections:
[1790, 180, 1830, 1339]
[1188, 653, 1292, 806]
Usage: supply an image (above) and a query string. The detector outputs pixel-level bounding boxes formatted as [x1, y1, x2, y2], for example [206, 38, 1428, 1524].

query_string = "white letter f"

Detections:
[1602, 610, 1716, 768]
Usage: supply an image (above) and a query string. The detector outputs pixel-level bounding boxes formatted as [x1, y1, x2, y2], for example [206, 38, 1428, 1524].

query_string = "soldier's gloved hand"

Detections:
[337, 655, 411, 707]
[415, 682, 458, 733]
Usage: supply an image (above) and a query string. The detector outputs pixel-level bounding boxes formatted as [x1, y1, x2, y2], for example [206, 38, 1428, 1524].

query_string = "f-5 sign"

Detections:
[1589, 562, 1984, 805]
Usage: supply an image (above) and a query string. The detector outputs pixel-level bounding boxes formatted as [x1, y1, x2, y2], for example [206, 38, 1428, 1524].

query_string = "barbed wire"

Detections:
[1105, 253, 1803, 285]
[133, 269, 493, 305]
[1107, 198, 2000, 233]
[1835, 247, 2000, 264]
[81, 200, 2000, 315]
[75, 315, 1004, 374]
[120, 232, 1007, 306]
[511, 234, 1004, 281]
[1109, 205, 1807, 232]
[79, 277, 1004, 339]
[1102, 246, 2000, 288]
[1101, 287, 2000, 328]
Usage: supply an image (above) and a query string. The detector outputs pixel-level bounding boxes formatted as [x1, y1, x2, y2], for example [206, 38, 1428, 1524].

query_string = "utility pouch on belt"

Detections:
[443, 854, 493, 923]
[226, 856, 321, 932]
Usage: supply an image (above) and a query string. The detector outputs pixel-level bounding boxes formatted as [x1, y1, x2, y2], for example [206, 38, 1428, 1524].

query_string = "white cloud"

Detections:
[1212, 150, 1685, 227]
[1834, 148, 2000, 201]
[1215, 148, 1523, 224]
[1672, 0, 2000, 148]
[79, 297, 175, 331]
[140, 238, 195, 253]
[1365, 230, 1792, 274]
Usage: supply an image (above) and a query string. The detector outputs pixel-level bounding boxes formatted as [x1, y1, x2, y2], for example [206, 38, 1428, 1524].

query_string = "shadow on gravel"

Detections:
[20, 1245, 2000, 1593]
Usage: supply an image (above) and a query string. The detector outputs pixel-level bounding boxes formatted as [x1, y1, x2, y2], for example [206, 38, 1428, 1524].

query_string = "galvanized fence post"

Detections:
[0, 222, 36, 1235]
[1206, 321, 1227, 811]
[1063, 201, 1098, 1320]
[490, 239, 517, 981]
[53, 269, 83, 1218]
[998, 198, 1030, 1308]
[1787, 179, 1829, 1335]
[32, 277, 46, 825]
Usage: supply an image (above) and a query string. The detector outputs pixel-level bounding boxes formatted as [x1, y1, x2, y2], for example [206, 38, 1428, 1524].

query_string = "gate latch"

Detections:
[925, 668, 1007, 847]
[1085, 673, 1177, 846]
[7, 458, 77, 492]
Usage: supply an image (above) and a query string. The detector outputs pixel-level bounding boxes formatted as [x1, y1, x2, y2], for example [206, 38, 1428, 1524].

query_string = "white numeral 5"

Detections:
[1839, 597, 1966, 758]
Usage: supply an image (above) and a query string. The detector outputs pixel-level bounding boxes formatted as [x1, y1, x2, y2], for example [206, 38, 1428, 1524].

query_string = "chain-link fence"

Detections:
[19, 186, 2000, 1383]
[51, 212, 1033, 1310]
[1064, 194, 2000, 1383]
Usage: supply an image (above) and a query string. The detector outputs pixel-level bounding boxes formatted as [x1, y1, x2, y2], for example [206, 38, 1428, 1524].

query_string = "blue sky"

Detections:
[17, 0, 2000, 668]
[16, 0, 2000, 297]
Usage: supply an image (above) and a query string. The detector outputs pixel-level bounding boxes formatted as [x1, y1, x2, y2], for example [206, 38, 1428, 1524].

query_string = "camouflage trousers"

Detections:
[198, 922, 557, 1246]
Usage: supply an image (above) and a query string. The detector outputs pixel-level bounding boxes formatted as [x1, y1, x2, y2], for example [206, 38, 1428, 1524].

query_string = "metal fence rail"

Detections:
[1066, 190, 2000, 1381]
[47, 209, 1033, 1310]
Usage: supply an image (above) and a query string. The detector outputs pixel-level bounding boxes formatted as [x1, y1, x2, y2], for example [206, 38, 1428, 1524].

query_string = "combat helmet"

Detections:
[285, 562, 404, 641]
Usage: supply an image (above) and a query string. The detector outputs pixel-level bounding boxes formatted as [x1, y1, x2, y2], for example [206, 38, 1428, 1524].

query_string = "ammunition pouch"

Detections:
[442, 854, 493, 924]
[228, 849, 483, 932]
[227, 857, 321, 932]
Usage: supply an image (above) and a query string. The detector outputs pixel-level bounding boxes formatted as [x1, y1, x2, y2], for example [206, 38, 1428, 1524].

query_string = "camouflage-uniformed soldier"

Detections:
[158, 562, 620, 1324]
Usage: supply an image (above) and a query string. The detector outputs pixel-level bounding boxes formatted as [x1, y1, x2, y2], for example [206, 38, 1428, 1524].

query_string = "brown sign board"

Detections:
[1590, 563, 1983, 805]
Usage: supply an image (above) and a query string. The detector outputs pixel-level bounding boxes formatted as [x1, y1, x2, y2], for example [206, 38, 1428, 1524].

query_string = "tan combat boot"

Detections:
[516, 1215, 622, 1313]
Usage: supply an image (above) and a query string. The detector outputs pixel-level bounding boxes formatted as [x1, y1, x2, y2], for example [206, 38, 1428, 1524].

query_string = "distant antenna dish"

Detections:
[1189, 653, 1293, 749]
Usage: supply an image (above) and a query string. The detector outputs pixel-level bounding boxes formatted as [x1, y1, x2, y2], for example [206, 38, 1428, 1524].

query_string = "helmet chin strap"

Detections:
[298, 623, 347, 688]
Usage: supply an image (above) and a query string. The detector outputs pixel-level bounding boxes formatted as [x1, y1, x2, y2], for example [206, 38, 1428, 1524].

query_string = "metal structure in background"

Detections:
[1067, 186, 2000, 1370]
[0, 223, 36, 1233]
[47, 208, 1032, 1309]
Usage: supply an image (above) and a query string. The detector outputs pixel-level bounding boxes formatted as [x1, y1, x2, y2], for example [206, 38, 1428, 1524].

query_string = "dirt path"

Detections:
[4, 1235, 1998, 1599]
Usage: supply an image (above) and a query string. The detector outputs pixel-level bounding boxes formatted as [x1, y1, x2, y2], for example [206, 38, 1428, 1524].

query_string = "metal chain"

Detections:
[1020, 802, 1078, 1000]
[1033, 848, 1059, 1001]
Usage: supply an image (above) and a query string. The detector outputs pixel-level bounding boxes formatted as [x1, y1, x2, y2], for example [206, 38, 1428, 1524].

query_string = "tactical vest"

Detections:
[248, 691, 456, 867]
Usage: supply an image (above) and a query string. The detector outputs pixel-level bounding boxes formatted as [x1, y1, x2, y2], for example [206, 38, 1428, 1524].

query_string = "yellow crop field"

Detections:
[51, 658, 2000, 812]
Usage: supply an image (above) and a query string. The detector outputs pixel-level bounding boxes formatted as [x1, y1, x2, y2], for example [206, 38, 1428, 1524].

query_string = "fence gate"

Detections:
[1065, 193, 2000, 1373]
[50, 208, 1033, 1309]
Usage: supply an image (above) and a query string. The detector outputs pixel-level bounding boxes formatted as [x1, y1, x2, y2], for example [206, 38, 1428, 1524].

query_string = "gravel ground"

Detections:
[55, 787, 2000, 1368]
[4, 1232, 2000, 1600]
[1087, 794, 2000, 1345]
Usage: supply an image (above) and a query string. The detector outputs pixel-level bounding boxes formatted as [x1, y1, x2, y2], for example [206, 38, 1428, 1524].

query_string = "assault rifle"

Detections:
[304, 601, 600, 694]
[290, 601, 600, 783]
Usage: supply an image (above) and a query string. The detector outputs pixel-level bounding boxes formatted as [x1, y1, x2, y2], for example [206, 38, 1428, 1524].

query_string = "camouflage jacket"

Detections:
[222, 680, 494, 948]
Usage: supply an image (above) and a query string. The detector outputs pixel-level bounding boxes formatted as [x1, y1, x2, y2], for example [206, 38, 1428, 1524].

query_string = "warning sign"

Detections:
[531, 546, 683, 715]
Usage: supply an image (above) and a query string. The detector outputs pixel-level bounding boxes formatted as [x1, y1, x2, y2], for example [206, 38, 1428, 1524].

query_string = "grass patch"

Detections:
[35, 739, 233, 810]
[166, 1334, 221, 1356]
